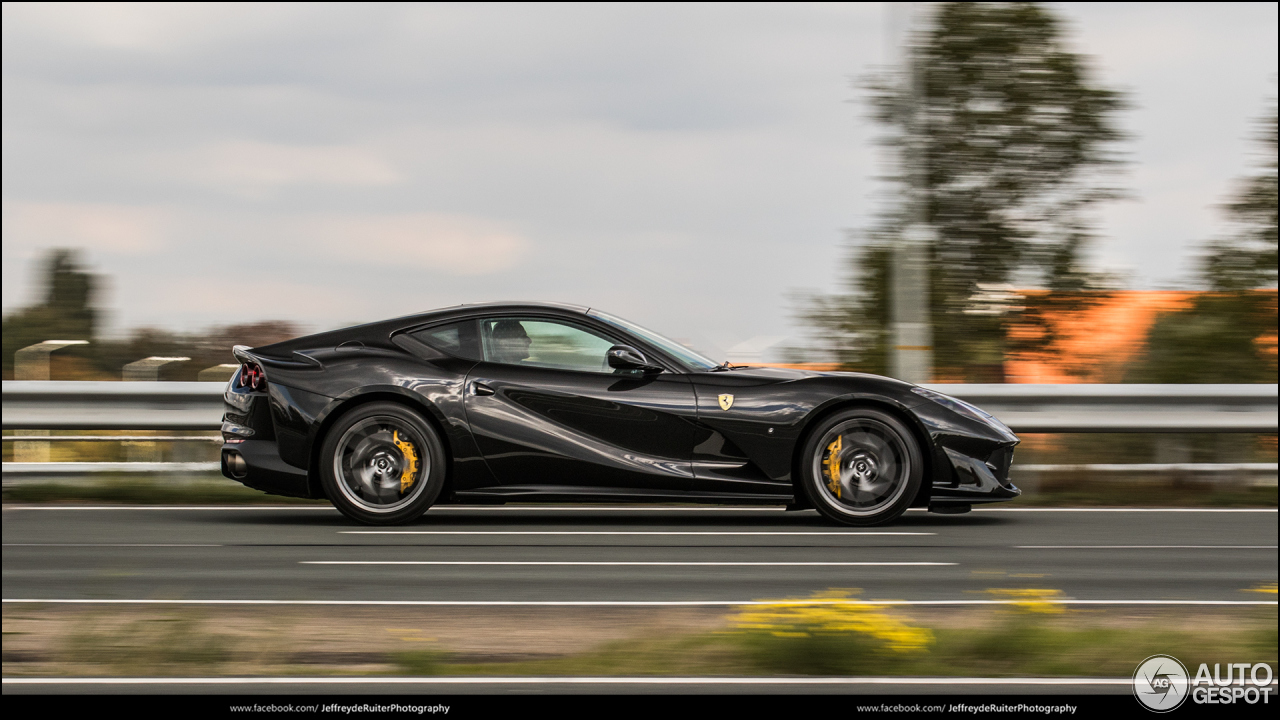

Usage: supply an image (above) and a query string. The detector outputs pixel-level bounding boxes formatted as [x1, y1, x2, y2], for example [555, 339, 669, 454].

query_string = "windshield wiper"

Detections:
[711, 360, 748, 371]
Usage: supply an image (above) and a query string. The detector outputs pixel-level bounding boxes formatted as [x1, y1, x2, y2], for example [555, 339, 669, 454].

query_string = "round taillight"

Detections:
[240, 362, 266, 391]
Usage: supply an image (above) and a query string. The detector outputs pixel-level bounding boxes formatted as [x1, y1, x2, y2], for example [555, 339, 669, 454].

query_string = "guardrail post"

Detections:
[13, 341, 89, 462]
[122, 356, 190, 461]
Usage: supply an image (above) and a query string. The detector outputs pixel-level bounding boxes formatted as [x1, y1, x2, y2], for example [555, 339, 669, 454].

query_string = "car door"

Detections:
[462, 316, 698, 494]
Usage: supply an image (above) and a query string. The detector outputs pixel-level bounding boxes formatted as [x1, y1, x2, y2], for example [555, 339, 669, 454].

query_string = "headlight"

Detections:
[912, 387, 1015, 438]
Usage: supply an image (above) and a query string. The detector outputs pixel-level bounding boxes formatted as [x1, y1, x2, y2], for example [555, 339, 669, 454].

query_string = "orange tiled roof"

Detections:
[1004, 290, 1198, 384]
[767, 290, 1275, 383]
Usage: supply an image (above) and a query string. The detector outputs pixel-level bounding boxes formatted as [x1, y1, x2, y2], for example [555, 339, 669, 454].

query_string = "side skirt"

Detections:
[450, 485, 794, 506]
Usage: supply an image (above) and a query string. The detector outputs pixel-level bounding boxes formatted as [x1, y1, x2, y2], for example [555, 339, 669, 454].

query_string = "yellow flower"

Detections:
[983, 588, 1067, 614]
[731, 590, 933, 653]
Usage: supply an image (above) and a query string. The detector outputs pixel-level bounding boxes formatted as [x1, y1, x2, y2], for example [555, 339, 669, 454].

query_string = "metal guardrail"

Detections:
[4, 462, 221, 476]
[1, 380, 1275, 485]
[919, 383, 1278, 433]
[2, 381, 223, 430]
[3, 381, 1276, 433]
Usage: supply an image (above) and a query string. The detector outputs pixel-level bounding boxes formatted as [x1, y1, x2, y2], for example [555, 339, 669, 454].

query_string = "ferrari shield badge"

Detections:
[718, 394, 734, 411]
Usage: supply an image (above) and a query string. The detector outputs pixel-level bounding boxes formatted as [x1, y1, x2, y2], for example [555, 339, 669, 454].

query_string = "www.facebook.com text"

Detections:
[855, 704, 1077, 714]
[229, 705, 449, 715]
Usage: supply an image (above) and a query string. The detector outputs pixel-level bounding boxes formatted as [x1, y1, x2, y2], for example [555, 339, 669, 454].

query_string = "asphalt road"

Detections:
[3, 505, 1276, 604]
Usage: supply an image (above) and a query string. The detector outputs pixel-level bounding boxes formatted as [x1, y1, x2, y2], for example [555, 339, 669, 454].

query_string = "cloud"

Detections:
[174, 141, 401, 192]
[1, 3, 301, 53]
[296, 213, 530, 276]
[2, 3, 1275, 345]
[139, 275, 365, 328]
[1, 201, 171, 254]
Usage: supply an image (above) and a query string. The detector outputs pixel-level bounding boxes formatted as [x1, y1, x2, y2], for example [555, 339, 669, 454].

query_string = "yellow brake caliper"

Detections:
[392, 431, 420, 494]
[824, 436, 842, 498]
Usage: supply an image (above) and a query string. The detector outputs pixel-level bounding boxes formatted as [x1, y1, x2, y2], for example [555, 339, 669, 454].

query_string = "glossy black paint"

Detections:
[220, 302, 1020, 508]
[463, 361, 698, 494]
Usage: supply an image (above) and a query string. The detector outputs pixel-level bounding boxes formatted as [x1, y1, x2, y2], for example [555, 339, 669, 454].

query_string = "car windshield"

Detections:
[587, 310, 720, 371]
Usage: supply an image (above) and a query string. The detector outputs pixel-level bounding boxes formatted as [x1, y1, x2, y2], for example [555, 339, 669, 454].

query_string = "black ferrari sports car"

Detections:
[220, 302, 1019, 525]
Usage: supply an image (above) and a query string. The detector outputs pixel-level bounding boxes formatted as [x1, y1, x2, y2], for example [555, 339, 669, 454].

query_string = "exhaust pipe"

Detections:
[222, 450, 248, 479]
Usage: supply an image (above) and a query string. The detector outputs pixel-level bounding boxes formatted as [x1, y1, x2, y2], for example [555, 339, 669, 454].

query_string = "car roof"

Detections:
[251, 301, 593, 356]
[391, 301, 592, 327]
[455, 300, 590, 314]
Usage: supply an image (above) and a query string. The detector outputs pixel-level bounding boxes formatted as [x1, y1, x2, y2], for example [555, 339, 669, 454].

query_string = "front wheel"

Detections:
[319, 402, 446, 525]
[798, 408, 923, 526]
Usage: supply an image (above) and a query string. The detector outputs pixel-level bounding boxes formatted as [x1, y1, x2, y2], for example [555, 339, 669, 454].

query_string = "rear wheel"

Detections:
[319, 402, 445, 525]
[798, 408, 923, 526]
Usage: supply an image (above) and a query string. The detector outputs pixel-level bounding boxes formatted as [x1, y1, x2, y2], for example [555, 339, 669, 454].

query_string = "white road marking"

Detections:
[7, 598, 1274, 607]
[1, 505, 337, 511]
[300, 561, 955, 566]
[2, 676, 1138, 686]
[426, 506, 790, 512]
[1013, 540, 1274, 545]
[341, 531, 934, 536]
[966, 508, 1278, 513]
[5, 505, 1275, 512]
[0, 505, 781, 512]
[2, 543, 222, 547]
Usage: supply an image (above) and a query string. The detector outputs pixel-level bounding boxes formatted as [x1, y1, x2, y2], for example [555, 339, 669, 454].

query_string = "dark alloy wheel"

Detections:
[319, 402, 446, 525]
[798, 408, 923, 526]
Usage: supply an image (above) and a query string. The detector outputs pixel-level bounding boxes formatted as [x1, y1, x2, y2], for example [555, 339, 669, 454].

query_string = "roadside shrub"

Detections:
[730, 590, 933, 675]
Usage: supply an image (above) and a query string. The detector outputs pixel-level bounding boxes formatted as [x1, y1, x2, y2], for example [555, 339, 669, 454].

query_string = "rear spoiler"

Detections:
[231, 345, 321, 369]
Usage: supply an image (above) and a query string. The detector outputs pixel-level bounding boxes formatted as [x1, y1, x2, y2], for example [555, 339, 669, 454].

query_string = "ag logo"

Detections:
[1134, 654, 1189, 712]
[718, 394, 734, 411]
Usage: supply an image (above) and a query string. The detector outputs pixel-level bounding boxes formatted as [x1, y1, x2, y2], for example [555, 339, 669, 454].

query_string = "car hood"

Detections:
[705, 365, 915, 389]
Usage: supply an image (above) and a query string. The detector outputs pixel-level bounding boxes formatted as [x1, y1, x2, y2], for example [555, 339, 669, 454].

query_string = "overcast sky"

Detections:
[2, 2, 1276, 359]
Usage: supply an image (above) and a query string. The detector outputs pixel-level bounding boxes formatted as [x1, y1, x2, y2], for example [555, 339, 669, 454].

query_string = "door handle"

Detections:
[469, 381, 495, 397]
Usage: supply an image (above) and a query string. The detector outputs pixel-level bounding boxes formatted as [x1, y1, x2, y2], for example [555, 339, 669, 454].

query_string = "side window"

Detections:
[409, 320, 481, 361]
[480, 318, 617, 373]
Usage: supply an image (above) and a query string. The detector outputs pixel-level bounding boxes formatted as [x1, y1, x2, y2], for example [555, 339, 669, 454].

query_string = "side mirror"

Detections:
[607, 345, 663, 373]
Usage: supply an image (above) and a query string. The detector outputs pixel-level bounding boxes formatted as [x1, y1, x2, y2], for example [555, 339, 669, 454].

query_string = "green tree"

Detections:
[1205, 106, 1277, 292]
[1128, 104, 1278, 384]
[796, 2, 1126, 380]
[2, 249, 98, 378]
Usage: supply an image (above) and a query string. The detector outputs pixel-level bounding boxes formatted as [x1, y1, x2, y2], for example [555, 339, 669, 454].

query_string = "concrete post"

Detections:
[123, 356, 190, 382]
[197, 364, 240, 382]
[122, 356, 190, 460]
[13, 340, 89, 462]
[14, 340, 90, 381]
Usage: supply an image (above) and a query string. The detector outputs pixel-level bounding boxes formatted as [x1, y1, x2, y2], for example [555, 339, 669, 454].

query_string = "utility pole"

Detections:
[889, 2, 934, 383]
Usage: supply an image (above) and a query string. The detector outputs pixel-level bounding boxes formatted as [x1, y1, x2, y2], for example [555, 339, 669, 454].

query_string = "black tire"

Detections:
[319, 402, 446, 525]
[798, 407, 923, 527]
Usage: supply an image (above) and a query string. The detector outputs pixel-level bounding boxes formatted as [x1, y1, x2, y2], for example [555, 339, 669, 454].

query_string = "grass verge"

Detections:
[6, 604, 1274, 678]
[401, 620, 1276, 678]
[396, 599, 1277, 678]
